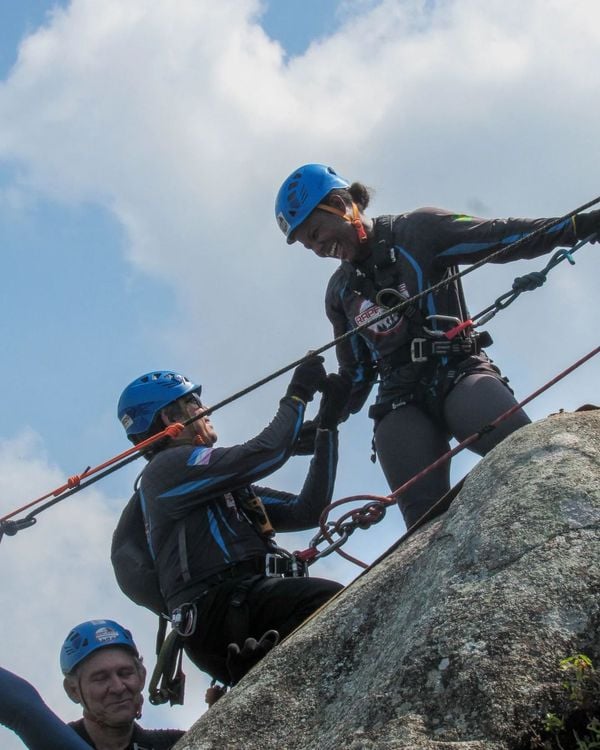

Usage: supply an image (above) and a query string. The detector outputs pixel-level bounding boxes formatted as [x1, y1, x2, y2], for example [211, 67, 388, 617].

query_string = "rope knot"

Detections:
[512, 271, 546, 293]
[164, 423, 185, 439]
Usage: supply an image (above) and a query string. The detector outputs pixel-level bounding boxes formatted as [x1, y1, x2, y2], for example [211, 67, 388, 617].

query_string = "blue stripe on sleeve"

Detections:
[326, 430, 335, 496]
[243, 451, 287, 476]
[435, 222, 569, 259]
[261, 492, 298, 508]
[158, 473, 237, 498]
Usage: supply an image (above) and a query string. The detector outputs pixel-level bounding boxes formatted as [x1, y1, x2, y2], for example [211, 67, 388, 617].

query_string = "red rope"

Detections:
[0, 423, 185, 523]
[299, 345, 599, 568]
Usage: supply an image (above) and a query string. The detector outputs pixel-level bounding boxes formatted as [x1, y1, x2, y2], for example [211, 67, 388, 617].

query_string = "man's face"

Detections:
[72, 647, 145, 727]
[178, 392, 218, 446]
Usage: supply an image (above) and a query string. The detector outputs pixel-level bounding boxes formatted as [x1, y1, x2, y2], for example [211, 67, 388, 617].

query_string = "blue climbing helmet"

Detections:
[60, 619, 139, 675]
[118, 370, 201, 438]
[275, 164, 350, 244]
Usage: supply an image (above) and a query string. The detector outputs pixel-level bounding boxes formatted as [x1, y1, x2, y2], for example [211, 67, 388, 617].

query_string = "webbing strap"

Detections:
[148, 629, 186, 706]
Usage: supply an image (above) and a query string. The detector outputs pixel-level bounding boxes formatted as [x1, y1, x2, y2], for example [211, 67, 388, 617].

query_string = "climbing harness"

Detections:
[111, 480, 306, 702]
[293, 345, 599, 570]
[367, 235, 594, 433]
[0, 197, 598, 542]
[408, 317, 493, 364]
[372, 235, 591, 371]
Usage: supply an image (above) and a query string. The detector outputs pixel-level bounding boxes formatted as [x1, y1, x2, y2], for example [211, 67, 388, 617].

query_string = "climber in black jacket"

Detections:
[117, 358, 347, 684]
[275, 163, 600, 529]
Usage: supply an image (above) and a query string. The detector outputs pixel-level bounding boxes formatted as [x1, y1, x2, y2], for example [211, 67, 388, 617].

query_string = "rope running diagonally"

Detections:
[187, 196, 600, 421]
[0, 197, 598, 538]
[295, 345, 600, 569]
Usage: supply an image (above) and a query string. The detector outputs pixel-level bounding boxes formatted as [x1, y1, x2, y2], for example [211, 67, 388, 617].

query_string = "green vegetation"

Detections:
[529, 654, 600, 749]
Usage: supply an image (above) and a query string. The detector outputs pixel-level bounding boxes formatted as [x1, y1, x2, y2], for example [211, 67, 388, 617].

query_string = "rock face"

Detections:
[176, 412, 600, 750]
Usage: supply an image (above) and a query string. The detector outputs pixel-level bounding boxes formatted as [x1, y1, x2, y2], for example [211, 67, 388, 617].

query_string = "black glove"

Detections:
[226, 630, 280, 685]
[575, 209, 600, 243]
[291, 419, 318, 455]
[286, 355, 327, 403]
[317, 373, 353, 429]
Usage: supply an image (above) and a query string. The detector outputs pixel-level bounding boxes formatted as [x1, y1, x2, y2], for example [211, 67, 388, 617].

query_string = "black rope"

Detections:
[471, 238, 589, 326]
[1, 198, 598, 538]
[196, 200, 600, 422]
[0, 453, 140, 544]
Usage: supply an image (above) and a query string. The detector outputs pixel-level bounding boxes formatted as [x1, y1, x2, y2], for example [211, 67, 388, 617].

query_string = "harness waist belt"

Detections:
[265, 552, 308, 578]
[199, 556, 267, 588]
[378, 330, 493, 373]
[410, 335, 483, 363]
[184, 551, 307, 595]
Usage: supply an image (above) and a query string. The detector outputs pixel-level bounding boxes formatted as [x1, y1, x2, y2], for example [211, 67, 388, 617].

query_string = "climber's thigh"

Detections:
[245, 576, 343, 641]
[444, 373, 531, 456]
[374, 404, 451, 529]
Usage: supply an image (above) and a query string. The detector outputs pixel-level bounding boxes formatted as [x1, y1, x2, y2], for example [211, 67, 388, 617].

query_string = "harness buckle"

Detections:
[410, 338, 429, 363]
[265, 552, 308, 578]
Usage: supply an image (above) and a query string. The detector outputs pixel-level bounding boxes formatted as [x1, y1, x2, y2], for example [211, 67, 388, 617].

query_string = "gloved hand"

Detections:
[226, 630, 280, 685]
[317, 372, 353, 429]
[291, 419, 318, 455]
[575, 209, 600, 243]
[286, 355, 327, 403]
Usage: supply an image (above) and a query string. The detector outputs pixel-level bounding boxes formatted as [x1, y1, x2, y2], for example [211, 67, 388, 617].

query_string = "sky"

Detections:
[0, 0, 599, 745]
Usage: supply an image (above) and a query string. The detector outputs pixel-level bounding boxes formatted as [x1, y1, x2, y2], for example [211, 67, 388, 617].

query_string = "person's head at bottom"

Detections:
[61, 619, 145, 739]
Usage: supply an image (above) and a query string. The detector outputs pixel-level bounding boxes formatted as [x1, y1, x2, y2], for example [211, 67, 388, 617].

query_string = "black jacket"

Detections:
[326, 208, 585, 412]
[140, 396, 338, 611]
[69, 719, 184, 749]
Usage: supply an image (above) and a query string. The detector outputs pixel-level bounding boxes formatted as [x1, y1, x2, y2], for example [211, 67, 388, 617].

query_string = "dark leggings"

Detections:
[374, 373, 530, 529]
[0, 667, 91, 750]
[184, 575, 343, 683]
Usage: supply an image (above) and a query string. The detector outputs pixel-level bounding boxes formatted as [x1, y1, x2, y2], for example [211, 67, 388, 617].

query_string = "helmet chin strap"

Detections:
[79, 686, 142, 730]
[79, 684, 143, 730]
[192, 417, 216, 446]
[317, 201, 368, 243]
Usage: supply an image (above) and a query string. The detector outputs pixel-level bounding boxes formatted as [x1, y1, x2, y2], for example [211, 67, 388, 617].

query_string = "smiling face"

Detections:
[292, 196, 371, 263]
[65, 646, 145, 728]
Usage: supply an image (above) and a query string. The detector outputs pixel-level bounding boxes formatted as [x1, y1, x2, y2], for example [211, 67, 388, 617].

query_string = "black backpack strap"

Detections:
[341, 216, 421, 319]
[226, 573, 263, 645]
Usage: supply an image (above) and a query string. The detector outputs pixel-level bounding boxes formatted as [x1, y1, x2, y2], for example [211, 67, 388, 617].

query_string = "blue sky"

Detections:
[1, 1, 599, 745]
[0, 0, 343, 471]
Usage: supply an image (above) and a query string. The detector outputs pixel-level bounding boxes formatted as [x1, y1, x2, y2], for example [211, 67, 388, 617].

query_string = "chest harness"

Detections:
[149, 488, 309, 705]
[343, 215, 492, 368]
[341, 216, 493, 425]
[170, 487, 308, 637]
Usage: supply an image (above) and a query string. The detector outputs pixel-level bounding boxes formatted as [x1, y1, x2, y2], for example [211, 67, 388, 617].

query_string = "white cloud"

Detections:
[0, 429, 207, 744]
[0, 2, 598, 743]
